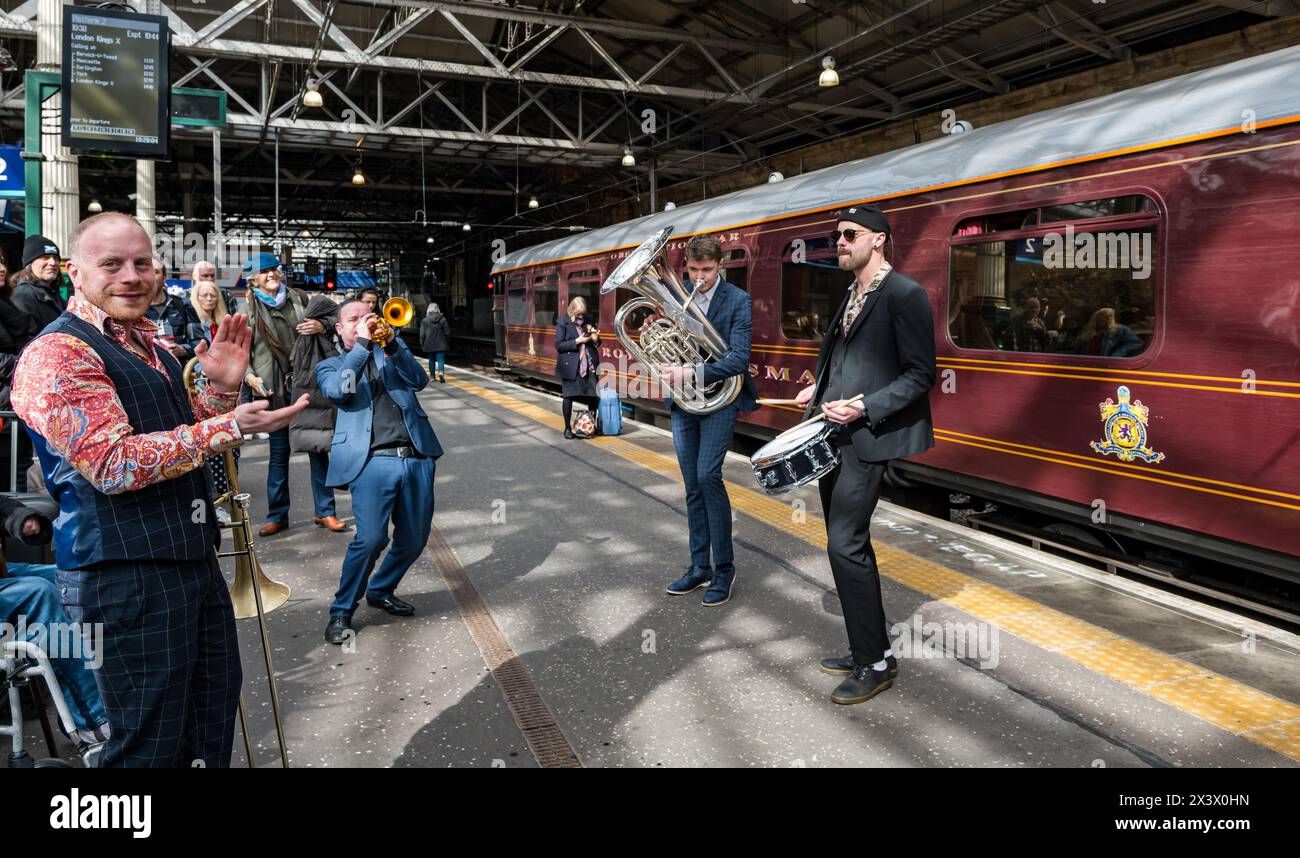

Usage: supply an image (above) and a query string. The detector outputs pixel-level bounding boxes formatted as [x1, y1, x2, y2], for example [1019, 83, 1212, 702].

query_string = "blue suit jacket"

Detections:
[315, 339, 443, 488]
[685, 278, 758, 413]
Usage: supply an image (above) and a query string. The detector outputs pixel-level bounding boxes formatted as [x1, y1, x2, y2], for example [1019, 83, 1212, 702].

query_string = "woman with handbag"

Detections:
[555, 296, 601, 439]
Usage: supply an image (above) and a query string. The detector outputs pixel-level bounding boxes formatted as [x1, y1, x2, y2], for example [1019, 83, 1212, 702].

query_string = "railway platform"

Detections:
[182, 365, 1300, 768]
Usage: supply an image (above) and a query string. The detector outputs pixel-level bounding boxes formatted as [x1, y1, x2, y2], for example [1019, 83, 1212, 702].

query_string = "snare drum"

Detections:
[750, 420, 841, 495]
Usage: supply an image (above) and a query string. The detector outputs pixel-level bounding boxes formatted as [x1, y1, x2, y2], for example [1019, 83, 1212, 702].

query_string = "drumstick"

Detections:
[787, 393, 865, 432]
[756, 398, 802, 406]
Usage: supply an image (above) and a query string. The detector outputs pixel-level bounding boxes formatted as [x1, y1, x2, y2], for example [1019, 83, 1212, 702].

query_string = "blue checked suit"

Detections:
[670, 279, 758, 576]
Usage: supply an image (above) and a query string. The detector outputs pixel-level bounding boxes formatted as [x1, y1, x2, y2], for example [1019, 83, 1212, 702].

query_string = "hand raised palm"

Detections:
[196, 313, 253, 392]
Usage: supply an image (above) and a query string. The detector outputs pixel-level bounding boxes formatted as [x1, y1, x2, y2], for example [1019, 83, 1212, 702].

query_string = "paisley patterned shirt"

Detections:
[842, 262, 892, 334]
[11, 295, 241, 495]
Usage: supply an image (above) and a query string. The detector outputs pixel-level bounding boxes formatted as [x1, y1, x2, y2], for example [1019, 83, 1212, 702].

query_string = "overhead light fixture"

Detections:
[528, 195, 539, 209]
[351, 165, 366, 186]
[426, 235, 435, 244]
[621, 148, 636, 168]
[462, 223, 471, 232]
[303, 81, 324, 108]
[87, 199, 103, 214]
[300, 228, 312, 238]
[768, 171, 784, 183]
[819, 56, 839, 88]
[664, 202, 676, 211]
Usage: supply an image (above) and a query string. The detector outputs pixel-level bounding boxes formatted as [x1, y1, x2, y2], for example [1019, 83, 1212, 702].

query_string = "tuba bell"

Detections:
[600, 226, 741, 415]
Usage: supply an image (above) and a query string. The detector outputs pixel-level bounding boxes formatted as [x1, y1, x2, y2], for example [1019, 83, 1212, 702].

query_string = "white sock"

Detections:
[883, 649, 893, 659]
[871, 659, 889, 672]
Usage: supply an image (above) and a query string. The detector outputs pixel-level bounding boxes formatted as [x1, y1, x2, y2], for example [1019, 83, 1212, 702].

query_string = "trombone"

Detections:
[183, 358, 291, 768]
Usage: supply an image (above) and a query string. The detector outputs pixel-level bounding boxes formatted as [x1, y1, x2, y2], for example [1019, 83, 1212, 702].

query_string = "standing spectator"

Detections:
[11, 234, 66, 331]
[288, 294, 347, 532]
[358, 287, 381, 313]
[555, 296, 601, 439]
[420, 302, 450, 383]
[237, 252, 321, 537]
[0, 251, 37, 490]
[145, 256, 201, 362]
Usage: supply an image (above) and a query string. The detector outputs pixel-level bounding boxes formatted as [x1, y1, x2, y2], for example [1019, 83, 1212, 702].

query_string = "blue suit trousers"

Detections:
[331, 454, 436, 617]
[670, 403, 738, 574]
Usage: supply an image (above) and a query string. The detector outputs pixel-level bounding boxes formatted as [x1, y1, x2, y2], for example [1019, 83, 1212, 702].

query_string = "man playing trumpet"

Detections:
[316, 300, 443, 645]
[13, 213, 308, 766]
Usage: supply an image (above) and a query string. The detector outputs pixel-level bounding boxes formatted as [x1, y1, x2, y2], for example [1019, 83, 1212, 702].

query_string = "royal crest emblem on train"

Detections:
[1090, 386, 1165, 464]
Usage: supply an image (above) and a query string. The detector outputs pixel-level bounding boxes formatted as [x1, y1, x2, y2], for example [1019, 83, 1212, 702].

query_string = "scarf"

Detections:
[253, 282, 288, 309]
[574, 315, 593, 378]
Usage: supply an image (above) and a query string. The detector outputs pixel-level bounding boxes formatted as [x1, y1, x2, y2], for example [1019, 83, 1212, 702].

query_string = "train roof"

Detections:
[494, 43, 1300, 274]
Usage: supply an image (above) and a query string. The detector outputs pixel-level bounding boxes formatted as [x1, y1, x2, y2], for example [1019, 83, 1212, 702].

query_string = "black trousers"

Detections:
[818, 449, 890, 666]
[57, 553, 242, 768]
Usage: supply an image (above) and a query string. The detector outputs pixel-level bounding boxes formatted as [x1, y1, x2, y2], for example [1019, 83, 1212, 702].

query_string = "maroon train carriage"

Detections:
[491, 45, 1300, 619]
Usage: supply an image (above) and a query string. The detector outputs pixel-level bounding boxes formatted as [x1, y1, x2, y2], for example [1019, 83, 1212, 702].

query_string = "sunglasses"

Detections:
[832, 228, 873, 243]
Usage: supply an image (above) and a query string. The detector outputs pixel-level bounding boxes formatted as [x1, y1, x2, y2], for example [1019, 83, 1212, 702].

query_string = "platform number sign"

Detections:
[0, 145, 24, 199]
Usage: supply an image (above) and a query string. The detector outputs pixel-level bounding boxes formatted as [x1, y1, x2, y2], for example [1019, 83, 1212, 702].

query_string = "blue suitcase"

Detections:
[598, 387, 623, 436]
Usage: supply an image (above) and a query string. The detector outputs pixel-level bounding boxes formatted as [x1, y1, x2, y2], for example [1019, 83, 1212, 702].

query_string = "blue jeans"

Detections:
[265, 427, 291, 524]
[308, 450, 336, 518]
[266, 432, 336, 522]
[1, 563, 108, 733]
[428, 353, 445, 376]
[331, 454, 436, 617]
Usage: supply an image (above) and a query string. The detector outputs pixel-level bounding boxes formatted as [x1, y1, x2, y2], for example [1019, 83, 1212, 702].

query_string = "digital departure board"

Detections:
[61, 5, 171, 159]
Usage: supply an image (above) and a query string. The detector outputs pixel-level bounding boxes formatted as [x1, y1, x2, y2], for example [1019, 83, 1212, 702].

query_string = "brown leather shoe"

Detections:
[258, 521, 288, 537]
[314, 515, 349, 532]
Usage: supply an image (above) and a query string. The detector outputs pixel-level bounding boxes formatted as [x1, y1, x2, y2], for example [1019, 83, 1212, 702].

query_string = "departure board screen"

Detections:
[61, 6, 170, 159]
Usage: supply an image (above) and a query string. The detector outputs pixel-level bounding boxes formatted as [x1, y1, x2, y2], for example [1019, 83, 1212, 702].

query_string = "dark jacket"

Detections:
[145, 292, 203, 362]
[1079, 324, 1144, 358]
[420, 312, 451, 354]
[0, 293, 38, 410]
[807, 268, 936, 462]
[677, 278, 759, 413]
[554, 314, 600, 382]
[288, 295, 341, 454]
[10, 273, 66, 332]
[0, 494, 52, 575]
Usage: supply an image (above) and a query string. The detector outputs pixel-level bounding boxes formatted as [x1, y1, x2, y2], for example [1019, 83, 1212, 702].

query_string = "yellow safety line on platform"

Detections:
[440, 371, 1300, 763]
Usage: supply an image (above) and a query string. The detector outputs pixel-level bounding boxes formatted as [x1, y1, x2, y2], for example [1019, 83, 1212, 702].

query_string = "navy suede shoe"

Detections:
[702, 568, 736, 606]
[831, 664, 894, 705]
[666, 566, 712, 595]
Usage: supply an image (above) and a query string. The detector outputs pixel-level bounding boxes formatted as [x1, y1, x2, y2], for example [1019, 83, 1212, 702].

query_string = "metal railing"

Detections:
[1, 410, 25, 493]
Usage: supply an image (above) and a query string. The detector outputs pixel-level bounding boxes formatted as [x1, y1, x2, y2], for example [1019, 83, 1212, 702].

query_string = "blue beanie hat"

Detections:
[242, 252, 281, 276]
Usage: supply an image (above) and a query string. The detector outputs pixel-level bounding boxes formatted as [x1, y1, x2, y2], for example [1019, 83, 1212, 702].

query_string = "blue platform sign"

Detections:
[0, 145, 24, 199]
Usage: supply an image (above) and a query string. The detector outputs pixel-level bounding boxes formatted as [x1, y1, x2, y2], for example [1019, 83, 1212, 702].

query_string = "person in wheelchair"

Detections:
[0, 494, 110, 748]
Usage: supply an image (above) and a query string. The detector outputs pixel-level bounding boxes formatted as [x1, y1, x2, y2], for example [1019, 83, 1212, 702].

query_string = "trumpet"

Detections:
[183, 358, 291, 768]
[600, 226, 741, 414]
[367, 297, 414, 347]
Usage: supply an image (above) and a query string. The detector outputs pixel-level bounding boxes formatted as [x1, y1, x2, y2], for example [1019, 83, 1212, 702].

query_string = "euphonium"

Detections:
[367, 297, 414, 347]
[600, 226, 741, 415]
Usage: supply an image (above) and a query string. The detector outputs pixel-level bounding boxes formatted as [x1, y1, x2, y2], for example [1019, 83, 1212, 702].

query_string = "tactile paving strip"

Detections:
[442, 372, 1300, 763]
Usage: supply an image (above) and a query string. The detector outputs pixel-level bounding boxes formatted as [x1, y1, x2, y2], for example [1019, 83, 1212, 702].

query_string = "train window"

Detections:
[533, 275, 559, 326]
[566, 278, 601, 324]
[949, 214, 1158, 357]
[780, 237, 841, 341]
[506, 286, 528, 326]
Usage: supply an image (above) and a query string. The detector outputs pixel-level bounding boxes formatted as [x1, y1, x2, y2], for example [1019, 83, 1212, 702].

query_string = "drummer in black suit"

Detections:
[793, 205, 936, 705]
